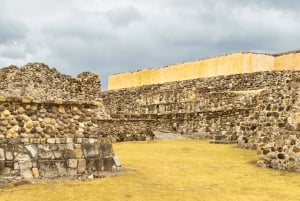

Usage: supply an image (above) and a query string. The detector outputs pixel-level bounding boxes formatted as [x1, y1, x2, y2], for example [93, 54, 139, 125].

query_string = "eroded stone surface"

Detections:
[0, 63, 117, 182]
[101, 69, 300, 172]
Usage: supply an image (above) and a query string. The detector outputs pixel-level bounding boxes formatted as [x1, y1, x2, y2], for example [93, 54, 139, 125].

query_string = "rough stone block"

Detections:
[7, 138, 21, 145]
[76, 138, 83, 143]
[112, 156, 122, 167]
[2, 167, 11, 176]
[66, 138, 73, 144]
[55, 138, 62, 144]
[32, 161, 37, 168]
[74, 144, 81, 149]
[49, 144, 59, 151]
[0, 148, 4, 161]
[30, 138, 41, 144]
[270, 159, 279, 169]
[25, 121, 33, 129]
[2, 110, 10, 116]
[75, 130, 84, 138]
[68, 168, 77, 177]
[58, 106, 65, 114]
[64, 149, 76, 159]
[53, 151, 63, 159]
[20, 169, 33, 179]
[17, 107, 25, 114]
[38, 149, 53, 159]
[82, 138, 90, 144]
[0, 96, 6, 102]
[18, 160, 32, 170]
[88, 139, 96, 144]
[22, 97, 32, 103]
[55, 162, 68, 177]
[32, 168, 39, 178]
[47, 138, 56, 144]
[293, 146, 300, 153]
[25, 145, 38, 158]
[14, 162, 20, 170]
[5, 161, 14, 169]
[104, 157, 113, 171]
[82, 143, 101, 158]
[0, 161, 5, 171]
[86, 159, 95, 173]
[77, 159, 86, 173]
[38, 161, 59, 178]
[5, 151, 14, 161]
[101, 143, 113, 157]
[57, 144, 66, 151]
[68, 159, 77, 168]
[74, 149, 83, 159]
[62, 138, 70, 144]
[54, 99, 64, 105]
[21, 138, 30, 143]
[95, 158, 104, 172]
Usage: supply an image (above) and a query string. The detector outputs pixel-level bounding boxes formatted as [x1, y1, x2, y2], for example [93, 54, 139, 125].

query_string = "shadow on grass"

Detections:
[247, 160, 258, 166]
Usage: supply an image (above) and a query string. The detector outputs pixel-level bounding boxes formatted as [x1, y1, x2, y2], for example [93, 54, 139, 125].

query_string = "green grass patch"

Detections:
[1, 140, 300, 201]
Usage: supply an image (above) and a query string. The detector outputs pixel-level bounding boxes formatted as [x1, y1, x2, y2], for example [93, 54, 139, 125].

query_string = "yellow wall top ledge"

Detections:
[108, 50, 300, 90]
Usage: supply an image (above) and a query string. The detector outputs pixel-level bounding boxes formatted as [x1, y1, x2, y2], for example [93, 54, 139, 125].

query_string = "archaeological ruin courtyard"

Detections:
[1, 50, 300, 201]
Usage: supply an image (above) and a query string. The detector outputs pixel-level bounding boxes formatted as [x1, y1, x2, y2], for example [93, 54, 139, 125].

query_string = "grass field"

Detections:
[1, 139, 300, 201]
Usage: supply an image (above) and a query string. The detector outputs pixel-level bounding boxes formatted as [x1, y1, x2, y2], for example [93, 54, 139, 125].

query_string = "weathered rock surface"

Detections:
[0, 63, 118, 182]
[101, 70, 300, 172]
[0, 63, 101, 102]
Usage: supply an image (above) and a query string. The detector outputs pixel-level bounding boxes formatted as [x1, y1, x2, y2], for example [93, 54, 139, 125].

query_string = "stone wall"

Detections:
[256, 135, 300, 172]
[102, 71, 293, 138]
[98, 119, 156, 141]
[104, 71, 290, 115]
[0, 63, 152, 142]
[0, 63, 121, 183]
[108, 51, 300, 90]
[0, 63, 101, 102]
[0, 97, 115, 180]
[237, 85, 296, 149]
[103, 69, 300, 172]
[237, 72, 300, 171]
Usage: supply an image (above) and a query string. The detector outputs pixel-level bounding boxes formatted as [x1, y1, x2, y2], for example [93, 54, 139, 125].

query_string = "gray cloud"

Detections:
[106, 6, 143, 26]
[0, 0, 299, 89]
[0, 16, 27, 45]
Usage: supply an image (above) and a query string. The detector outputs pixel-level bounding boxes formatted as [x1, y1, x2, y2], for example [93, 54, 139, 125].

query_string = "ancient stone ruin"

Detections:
[1, 50, 300, 185]
[102, 50, 300, 172]
[0, 63, 116, 184]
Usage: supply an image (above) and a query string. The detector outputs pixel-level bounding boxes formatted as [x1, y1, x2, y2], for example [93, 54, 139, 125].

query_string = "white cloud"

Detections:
[0, 0, 299, 89]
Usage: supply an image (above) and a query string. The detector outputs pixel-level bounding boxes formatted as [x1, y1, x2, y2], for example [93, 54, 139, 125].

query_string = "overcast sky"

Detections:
[0, 0, 299, 89]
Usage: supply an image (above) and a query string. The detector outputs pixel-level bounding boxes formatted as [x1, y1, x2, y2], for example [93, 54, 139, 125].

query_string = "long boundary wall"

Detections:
[108, 51, 300, 90]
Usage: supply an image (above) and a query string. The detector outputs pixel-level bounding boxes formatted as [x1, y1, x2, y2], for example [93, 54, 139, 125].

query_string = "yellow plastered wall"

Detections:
[108, 52, 300, 90]
[274, 53, 300, 71]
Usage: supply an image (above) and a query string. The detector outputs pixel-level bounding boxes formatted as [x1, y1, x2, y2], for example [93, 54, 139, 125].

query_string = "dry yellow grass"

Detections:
[1, 140, 300, 201]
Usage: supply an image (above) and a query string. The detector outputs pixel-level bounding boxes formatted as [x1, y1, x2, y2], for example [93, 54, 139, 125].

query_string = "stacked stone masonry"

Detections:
[101, 71, 292, 137]
[102, 50, 300, 172]
[0, 64, 120, 182]
[238, 72, 300, 171]
[0, 63, 101, 102]
[102, 69, 300, 172]
[0, 97, 116, 181]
